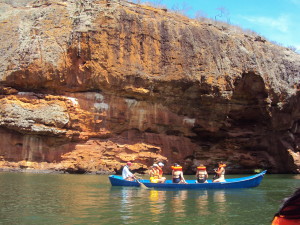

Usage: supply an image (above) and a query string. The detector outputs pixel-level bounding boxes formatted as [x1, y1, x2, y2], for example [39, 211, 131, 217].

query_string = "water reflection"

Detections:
[171, 190, 188, 218]
[148, 190, 166, 221]
[0, 173, 110, 224]
[293, 174, 300, 180]
[120, 188, 135, 222]
[2, 173, 299, 225]
[196, 190, 209, 215]
[194, 190, 227, 216]
[213, 190, 226, 213]
[116, 187, 158, 224]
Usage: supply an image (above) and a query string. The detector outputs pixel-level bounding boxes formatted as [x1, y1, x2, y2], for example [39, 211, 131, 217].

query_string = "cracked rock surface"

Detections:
[0, 0, 299, 173]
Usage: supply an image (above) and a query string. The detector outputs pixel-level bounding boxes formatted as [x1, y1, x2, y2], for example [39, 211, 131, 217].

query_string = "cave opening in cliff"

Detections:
[229, 72, 270, 125]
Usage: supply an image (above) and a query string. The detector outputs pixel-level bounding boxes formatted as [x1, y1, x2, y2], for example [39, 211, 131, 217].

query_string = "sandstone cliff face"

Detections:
[0, 0, 299, 174]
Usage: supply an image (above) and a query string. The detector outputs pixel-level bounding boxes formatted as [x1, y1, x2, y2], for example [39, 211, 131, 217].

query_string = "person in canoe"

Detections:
[149, 163, 166, 183]
[149, 163, 159, 183]
[213, 162, 226, 182]
[171, 163, 187, 184]
[195, 164, 208, 183]
[122, 162, 135, 181]
[272, 188, 300, 225]
[157, 162, 166, 183]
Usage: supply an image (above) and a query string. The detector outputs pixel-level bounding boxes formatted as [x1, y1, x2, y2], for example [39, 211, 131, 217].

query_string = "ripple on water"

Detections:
[0, 173, 299, 225]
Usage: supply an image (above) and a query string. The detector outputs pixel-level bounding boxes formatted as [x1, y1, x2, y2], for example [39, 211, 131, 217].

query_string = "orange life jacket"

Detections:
[157, 167, 163, 177]
[272, 216, 300, 225]
[150, 167, 159, 178]
[171, 166, 182, 171]
[197, 166, 206, 171]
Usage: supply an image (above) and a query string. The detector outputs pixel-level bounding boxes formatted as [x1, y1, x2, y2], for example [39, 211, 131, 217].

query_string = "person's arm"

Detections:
[157, 167, 162, 178]
[216, 168, 223, 175]
[128, 168, 133, 177]
[180, 171, 187, 184]
[123, 166, 133, 179]
[149, 168, 153, 177]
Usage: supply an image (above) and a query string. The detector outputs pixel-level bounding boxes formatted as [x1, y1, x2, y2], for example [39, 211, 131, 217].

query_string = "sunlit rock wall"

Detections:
[0, 0, 299, 173]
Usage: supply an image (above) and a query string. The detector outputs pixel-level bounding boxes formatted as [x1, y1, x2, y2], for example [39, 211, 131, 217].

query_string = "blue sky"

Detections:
[144, 0, 300, 52]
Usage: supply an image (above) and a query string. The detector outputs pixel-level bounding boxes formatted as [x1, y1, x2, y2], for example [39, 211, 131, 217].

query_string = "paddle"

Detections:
[133, 175, 148, 189]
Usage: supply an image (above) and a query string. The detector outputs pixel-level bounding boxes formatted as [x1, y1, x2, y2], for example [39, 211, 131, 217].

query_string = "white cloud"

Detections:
[241, 14, 290, 33]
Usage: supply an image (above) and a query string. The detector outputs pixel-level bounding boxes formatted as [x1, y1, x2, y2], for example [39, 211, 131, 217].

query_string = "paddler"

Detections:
[171, 163, 187, 184]
[213, 162, 226, 182]
[149, 164, 160, 183]
[157, 162, 166, 183]
[122, 162, 135, 181]
[149, 162, 167, 183]
[195, 164, 208, 183]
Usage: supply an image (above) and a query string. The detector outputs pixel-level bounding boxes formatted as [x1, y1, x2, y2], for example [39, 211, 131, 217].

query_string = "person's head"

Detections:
[153, 163, 158, 168]
[174, 163, 180, 167]
[158, 162, 164, 167]
[197, 164, 206, 170]
[127, 162, 132, 167]
[218, 162, 226, 167]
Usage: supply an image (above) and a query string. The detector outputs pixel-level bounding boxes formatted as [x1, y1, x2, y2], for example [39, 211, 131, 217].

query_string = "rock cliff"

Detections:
[0, 0, 299, 174]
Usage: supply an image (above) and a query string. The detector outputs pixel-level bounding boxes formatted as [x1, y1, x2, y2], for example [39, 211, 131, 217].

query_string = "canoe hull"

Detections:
[109, 170, 266, 189]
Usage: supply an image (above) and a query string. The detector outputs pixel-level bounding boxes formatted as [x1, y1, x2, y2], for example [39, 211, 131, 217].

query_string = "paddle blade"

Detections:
[139, 182, 148, 189]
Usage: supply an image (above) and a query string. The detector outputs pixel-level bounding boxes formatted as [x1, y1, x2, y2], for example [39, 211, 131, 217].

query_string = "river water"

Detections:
[0, 172, 299, 225]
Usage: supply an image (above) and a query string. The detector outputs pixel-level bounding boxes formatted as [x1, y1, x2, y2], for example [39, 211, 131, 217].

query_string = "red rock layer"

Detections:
[0, 0, 299, 173]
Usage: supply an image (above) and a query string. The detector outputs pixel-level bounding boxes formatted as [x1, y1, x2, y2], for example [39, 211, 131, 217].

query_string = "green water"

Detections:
[0, 173, 299, 225]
